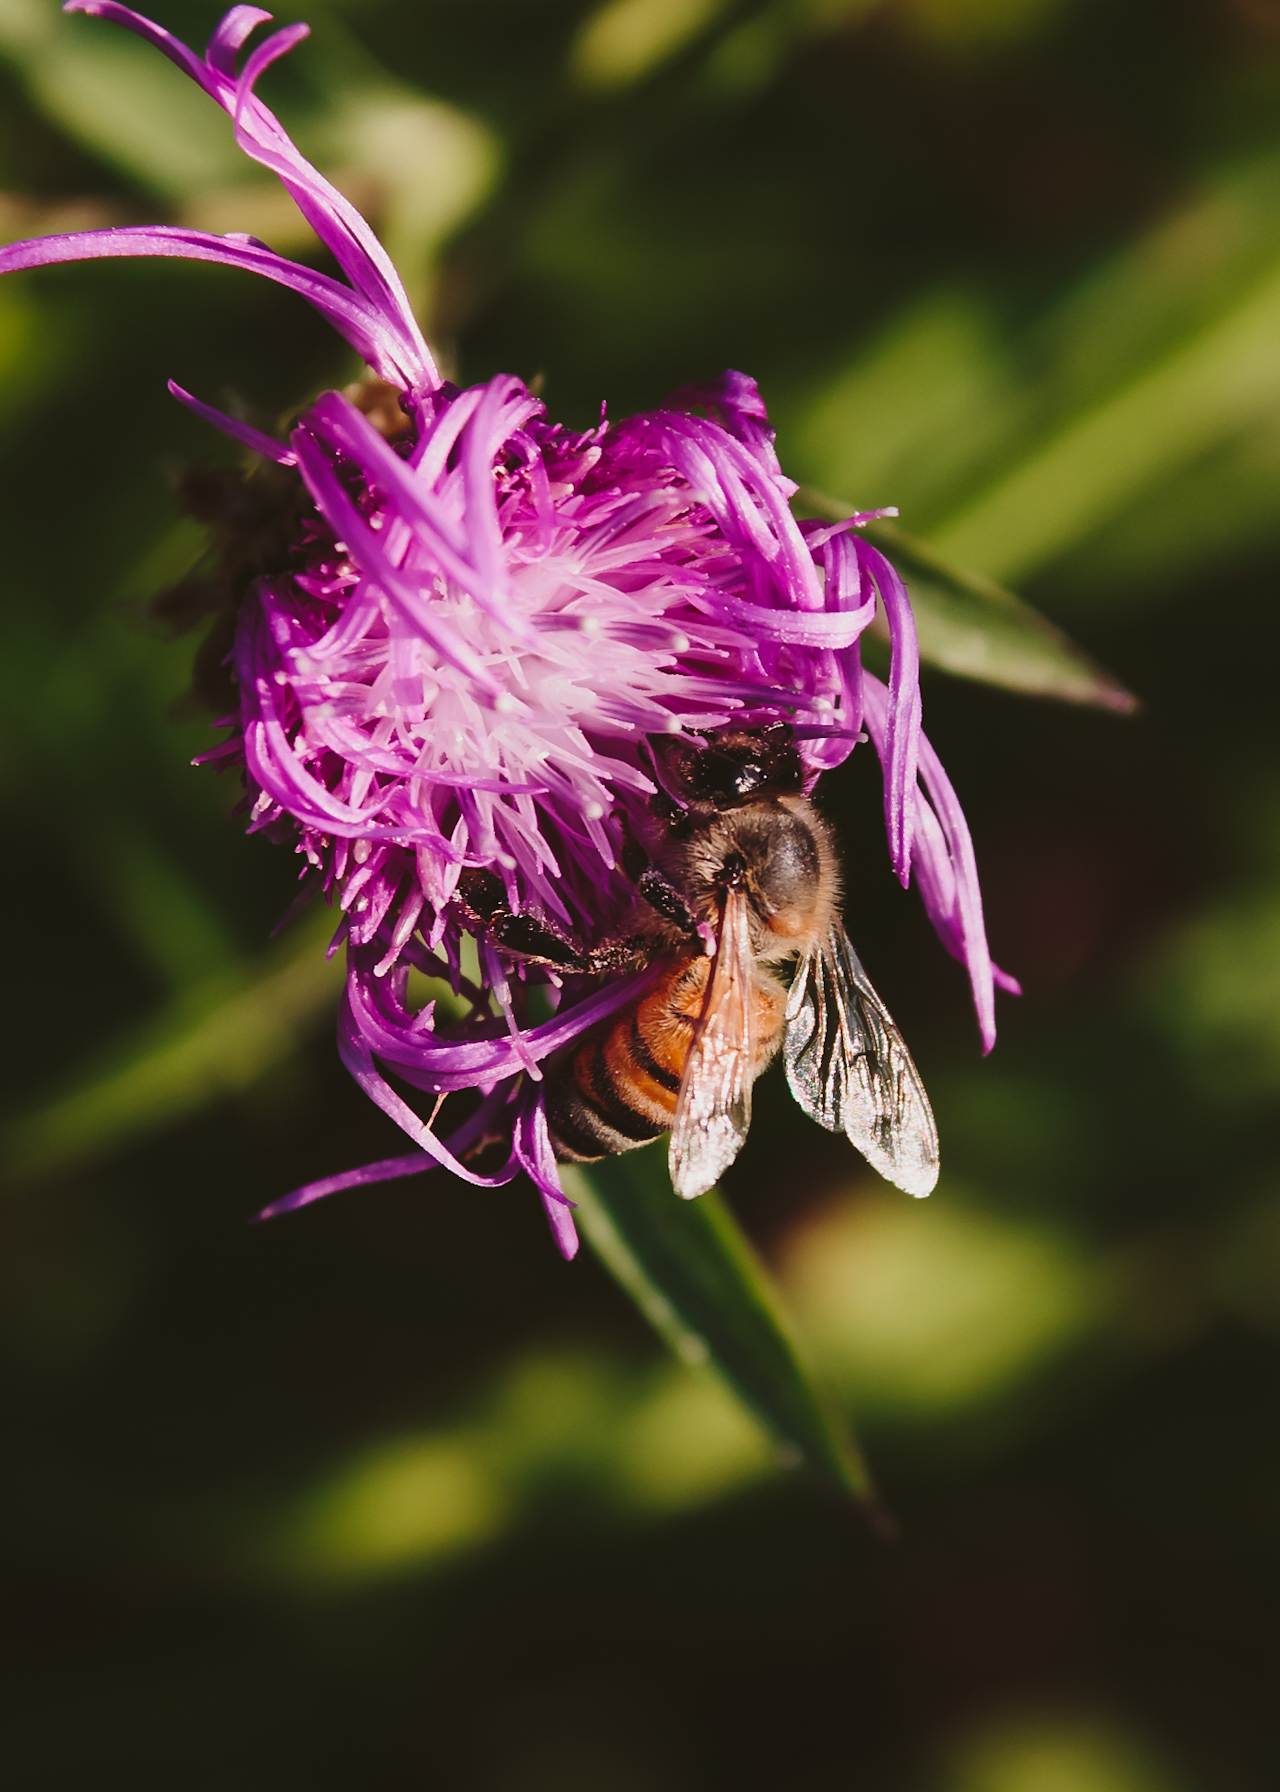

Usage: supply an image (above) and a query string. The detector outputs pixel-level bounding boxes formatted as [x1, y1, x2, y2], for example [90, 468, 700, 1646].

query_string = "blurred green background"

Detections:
[2, 0, 1278, 1785]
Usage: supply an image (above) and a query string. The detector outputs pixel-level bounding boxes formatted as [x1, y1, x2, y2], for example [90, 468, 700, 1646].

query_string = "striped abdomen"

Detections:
[545, 957, 785, 1165]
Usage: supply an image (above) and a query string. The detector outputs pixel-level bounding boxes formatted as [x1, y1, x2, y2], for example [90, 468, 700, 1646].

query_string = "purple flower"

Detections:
[1, 3, 1015, 1257]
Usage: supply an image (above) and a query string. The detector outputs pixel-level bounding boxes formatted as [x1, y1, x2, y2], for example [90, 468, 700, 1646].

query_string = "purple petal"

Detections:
[857, 539, 921, 885]
[345, 957, 655, 1093]
[288, 422, 500, 693]
[337, 987, 521, 1185]
[0, 225, 410, 384]
[710, 591, 876, 648]
[862, 672, 1015, 1050]
[800, 509, 899, 547]
[167, 380, 293, 463]
[66, 1, 212, 87]
[669, 370, 791, 489]
[64, 1, 437, 392]
[302, 389, 535, 630]
[207, 6, 275, 74]
[256, 1151, 437, 1219]
[514, 1090, 579, 1261]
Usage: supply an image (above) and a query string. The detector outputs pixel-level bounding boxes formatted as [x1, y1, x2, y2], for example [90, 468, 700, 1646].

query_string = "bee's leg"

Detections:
[636, 865, 701, 938]
[618, 831, 702, 938]
[455, 869, 646, 976]
[578, 935, 651, 975]
[488, 911, 595, 970]
[455, 869, 591, 971]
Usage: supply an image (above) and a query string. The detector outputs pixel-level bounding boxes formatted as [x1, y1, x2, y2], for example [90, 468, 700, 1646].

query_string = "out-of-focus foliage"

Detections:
[567, 1158, 881, 1506]
[1, 1, 1277, 1786]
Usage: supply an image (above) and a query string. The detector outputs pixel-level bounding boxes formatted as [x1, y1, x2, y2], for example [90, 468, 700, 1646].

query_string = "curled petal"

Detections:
[856, 539, 921, 885]
[514, 1090, 579, 1261]
[711, 592, 876, 648]
[0, 225, 411, 384]
[337, 987, 520, 1185]
[207, 7, 275, 74]
[345, 955, 656, 1093]
[65, 0, 436, 390]
[167, 381, 293, 464]
[256, 1150, 437, 1219]
[861, 673, 1016, 1051]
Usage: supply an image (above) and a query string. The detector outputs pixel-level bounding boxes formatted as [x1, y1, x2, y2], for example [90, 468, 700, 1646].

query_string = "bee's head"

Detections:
[649, 725, 806, 813]
[666, 798, 835, 959]
[642, 727, 837, 956]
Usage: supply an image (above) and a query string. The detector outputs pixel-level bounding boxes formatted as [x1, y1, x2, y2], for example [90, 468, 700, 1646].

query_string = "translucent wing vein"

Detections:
[784, 926, 939, 1198]
[669, 888, 756, 1200]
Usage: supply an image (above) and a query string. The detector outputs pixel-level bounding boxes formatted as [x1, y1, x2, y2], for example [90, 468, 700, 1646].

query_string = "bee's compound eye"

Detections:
[695, 748, 768, 806]
[648, 727, 805, 810]
[732, 760, 769, 800]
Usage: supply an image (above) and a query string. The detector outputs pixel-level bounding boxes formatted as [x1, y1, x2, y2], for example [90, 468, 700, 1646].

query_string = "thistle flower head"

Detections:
[1, 3, 1015, 1257]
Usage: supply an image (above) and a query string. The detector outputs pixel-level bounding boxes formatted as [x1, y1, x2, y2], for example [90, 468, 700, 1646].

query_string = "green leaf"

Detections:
[564, 1152, 889, 1520]
[800, 492, 1138, 713]
[0, 3, 244, 200]
[927, 238, 1280, 589]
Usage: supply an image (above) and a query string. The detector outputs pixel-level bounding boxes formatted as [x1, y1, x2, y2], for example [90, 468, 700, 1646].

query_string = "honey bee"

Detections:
[542, 725, 940, 1200]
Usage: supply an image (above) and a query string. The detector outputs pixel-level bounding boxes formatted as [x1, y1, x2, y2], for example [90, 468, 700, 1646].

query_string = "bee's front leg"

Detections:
[617, 830, 703, 938]
[455, 870, 646, 976]
[636, 865, 702, 938]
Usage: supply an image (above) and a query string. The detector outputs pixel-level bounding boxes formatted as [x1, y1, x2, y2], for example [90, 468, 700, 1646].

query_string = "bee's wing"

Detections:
[784, 925, 939, 1198]
[669, 885, 756, 1201]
